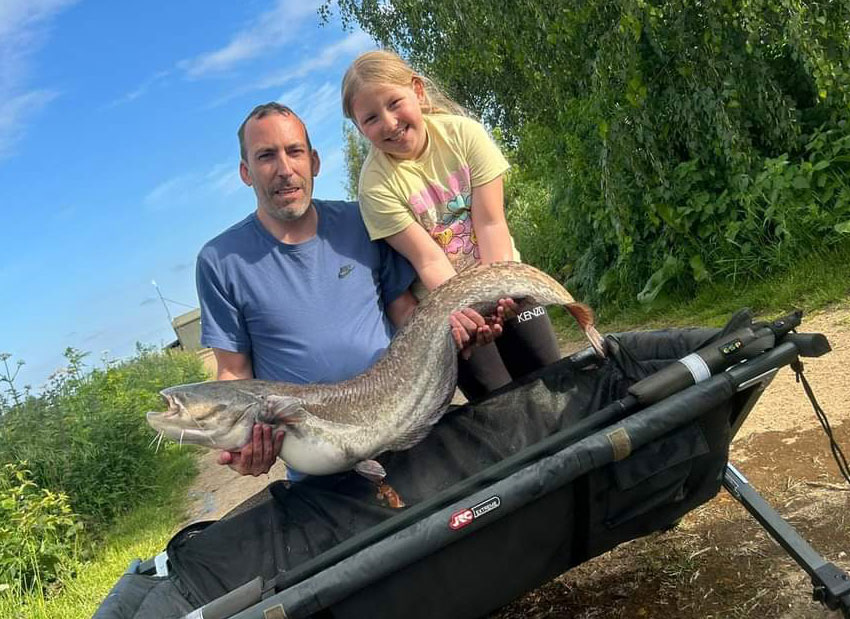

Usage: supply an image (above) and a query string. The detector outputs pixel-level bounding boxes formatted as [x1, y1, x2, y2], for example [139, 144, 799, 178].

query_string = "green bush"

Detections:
[0, 346, 207, 529]
[0, 462, 79, 590]
[328, 0, 850, 307]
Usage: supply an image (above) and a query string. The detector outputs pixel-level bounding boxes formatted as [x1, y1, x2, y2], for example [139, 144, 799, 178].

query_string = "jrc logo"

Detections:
[516, 306, 545, 323]
[449, 508, 474, 530]
[448, 496, 501, 530]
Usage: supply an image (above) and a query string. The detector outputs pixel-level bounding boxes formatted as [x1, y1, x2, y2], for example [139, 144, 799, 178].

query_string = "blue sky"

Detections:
[0, 1, 377, 391]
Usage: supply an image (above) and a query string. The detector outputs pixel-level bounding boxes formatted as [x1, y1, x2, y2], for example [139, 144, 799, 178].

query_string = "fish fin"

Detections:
[354, 459, 387, 483]
[376, 481, 406, 509]
[263, 395, 309, 425]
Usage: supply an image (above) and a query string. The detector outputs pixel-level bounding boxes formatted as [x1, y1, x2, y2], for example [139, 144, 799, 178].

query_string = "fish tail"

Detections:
[566, 302, 606, 357]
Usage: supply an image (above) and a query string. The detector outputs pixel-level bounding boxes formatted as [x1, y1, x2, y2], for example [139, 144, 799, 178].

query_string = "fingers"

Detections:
[450, 311, 475, 352]
[497, 298, 519, 322]
[251, 425, 274, 476]
[451, 309, 488, 350]
[272, 430, 285, 457]
[222, 424, 281, 477]
[242, 424, 264, 476]
[453, 308, 486, 332]
[459, 307, 487, 328]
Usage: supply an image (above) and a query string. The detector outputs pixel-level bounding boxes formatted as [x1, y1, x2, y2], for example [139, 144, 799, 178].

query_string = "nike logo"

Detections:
[338, 264, 354, 279]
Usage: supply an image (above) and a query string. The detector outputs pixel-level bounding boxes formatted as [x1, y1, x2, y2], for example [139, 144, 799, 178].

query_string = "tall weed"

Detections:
[0, 462, 79, 591]
[0, 345, 207, 594]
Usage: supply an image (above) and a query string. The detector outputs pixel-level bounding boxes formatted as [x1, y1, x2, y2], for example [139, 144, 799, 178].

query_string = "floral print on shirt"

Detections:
[407, 166, 479, 272]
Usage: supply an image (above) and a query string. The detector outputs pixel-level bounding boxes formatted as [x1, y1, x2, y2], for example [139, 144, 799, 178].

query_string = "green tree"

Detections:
[324, 0, 850, 306]
[343, 121, 370, 200]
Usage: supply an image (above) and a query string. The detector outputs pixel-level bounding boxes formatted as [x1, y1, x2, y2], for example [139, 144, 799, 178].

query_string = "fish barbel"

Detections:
[146, 262, 604, 479]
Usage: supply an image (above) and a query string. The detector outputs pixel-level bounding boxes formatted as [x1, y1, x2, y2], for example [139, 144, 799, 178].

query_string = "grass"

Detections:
[0, 450, 198, 619]
[550, 243, 850, 342]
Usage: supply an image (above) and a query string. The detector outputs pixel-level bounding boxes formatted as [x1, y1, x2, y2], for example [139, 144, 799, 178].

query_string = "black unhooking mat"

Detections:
[96, 315, 756, 619]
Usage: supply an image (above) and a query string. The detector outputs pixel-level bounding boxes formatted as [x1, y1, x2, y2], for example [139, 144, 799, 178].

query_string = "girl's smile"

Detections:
[351, 81, 428, 160]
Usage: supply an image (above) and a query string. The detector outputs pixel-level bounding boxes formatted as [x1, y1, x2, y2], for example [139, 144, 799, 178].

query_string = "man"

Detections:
[196, 103, 498, 477]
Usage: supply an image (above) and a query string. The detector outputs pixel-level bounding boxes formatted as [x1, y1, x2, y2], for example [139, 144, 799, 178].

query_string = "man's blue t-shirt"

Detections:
[196, 200, 416, 383]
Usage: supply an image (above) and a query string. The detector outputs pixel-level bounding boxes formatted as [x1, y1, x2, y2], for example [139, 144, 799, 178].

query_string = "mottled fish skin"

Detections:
[146, 261, 603, 475]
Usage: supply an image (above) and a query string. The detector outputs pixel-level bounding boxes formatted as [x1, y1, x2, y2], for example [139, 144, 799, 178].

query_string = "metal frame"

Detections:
[724, 365, 850, 617]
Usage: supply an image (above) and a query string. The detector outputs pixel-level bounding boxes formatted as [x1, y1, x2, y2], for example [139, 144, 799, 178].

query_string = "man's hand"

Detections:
[216, 423, 284, 476]
[450, 299, 518, 359]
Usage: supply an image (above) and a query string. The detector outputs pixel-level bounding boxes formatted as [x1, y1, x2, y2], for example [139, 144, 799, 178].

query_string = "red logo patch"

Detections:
[448, 496, 501, 530]
[449, 508, 474, 530]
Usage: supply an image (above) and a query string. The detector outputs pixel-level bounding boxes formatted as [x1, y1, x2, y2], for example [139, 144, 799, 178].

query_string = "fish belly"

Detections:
[278, 433, 355, 476]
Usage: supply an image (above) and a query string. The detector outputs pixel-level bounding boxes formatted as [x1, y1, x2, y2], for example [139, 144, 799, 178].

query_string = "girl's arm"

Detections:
[384, 223, 458, 291]
[470, 175, 514, 264]
[384, 224, 501, 355]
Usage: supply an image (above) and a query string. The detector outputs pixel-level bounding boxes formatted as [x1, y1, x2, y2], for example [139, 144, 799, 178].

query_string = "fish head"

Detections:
[146, 381, 260, 451]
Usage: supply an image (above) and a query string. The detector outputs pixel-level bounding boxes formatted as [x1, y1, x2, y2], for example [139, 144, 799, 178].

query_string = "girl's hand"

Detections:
[450, 308, 504, 359]
[492, 298, 519, 324]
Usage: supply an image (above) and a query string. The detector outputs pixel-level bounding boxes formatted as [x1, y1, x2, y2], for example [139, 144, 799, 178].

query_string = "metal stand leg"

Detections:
[723, 463, 850, 617]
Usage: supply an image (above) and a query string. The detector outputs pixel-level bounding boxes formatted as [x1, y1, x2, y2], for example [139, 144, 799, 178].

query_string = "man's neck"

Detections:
[256, 202, 318, 244]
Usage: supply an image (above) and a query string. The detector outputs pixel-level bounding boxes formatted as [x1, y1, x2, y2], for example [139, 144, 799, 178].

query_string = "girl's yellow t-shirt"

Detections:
[358, 113, 516, 279]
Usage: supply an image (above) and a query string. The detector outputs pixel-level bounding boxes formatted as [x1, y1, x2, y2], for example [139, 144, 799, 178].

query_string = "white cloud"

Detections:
[279, 82, 340, 129]
[255, 31, 374, 91]
[144, 161, 244, 211]
[206, 30, 375, 109]
[316, 145, 344, 191]
[143, 174, 192, 210]
[0, 89, 58, 158]
[276, 84, 310, 109]
[0, 0, 77, 159]
[178, 0, 325, 78]
[205, 162, 243, 195]
[105, 70, 171, 109]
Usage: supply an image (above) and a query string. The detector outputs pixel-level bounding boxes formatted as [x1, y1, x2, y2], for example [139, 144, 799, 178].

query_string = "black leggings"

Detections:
[455, 304, 561, 401]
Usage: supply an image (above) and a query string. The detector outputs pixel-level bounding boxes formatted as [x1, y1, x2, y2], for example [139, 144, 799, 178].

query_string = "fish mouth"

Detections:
[146, 392, 183, 429]
[145, 391, 223, 449]
[148, 391, 174, 414]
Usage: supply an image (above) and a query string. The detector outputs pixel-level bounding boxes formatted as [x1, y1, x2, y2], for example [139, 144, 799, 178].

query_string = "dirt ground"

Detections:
[181, 304, 850, 618]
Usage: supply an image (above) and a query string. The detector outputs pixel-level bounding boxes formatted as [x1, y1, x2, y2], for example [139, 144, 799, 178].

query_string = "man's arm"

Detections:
[385, 289, 417, 329]
[212, 349, 283, 476]
[214, 348, 253, 380]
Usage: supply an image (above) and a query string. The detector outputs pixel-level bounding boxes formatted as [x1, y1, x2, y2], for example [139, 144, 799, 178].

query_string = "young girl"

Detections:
[342, 50, 563, 399]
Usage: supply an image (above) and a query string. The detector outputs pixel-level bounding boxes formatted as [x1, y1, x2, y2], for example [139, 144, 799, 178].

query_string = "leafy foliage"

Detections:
[0, 462, 79, 590]
[327, 0, 850, 306]
[343, 121, 371, 200]
[0, 346, 207, 532]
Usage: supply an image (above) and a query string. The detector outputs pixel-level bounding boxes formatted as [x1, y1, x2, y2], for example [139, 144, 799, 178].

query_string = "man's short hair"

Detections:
[238, 102, 313, 161]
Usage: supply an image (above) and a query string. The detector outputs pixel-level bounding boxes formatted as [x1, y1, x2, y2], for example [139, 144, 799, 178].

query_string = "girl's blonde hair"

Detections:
[342, 50, 466, 123]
